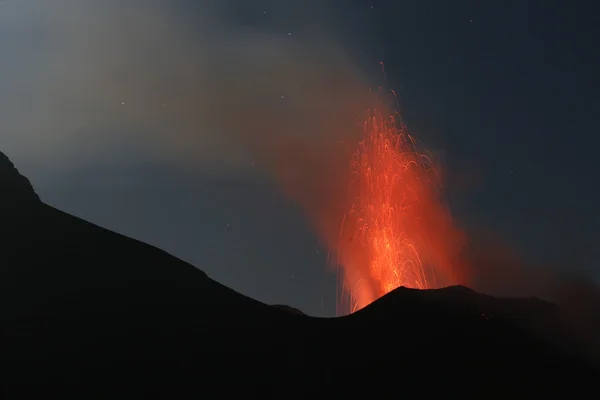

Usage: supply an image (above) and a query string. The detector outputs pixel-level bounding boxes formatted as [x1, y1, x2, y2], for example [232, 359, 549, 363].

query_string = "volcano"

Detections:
[0, 149, 597, 397]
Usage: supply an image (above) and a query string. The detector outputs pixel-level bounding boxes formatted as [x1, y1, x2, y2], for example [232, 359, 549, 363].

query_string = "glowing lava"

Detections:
[335, 95, 465, 315]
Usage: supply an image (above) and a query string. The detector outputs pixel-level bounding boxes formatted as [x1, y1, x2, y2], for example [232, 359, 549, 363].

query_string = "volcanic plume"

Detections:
[258, 84, 468, 315]
[330, 90, 467, 314]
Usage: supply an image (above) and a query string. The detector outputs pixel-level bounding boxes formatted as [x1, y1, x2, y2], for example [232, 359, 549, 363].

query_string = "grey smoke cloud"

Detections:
[0, 0, 368, 178]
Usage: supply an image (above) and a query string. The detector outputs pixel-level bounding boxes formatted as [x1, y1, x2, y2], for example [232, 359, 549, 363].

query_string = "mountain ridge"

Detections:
[0, 149, 597, 397]
[0, 150, 40, 203]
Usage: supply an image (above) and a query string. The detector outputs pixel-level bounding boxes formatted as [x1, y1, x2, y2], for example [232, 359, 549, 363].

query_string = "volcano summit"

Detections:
[0, 149, 597, 397]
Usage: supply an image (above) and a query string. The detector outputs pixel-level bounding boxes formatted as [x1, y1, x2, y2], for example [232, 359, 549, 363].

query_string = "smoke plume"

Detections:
[0, 0, 368, 181]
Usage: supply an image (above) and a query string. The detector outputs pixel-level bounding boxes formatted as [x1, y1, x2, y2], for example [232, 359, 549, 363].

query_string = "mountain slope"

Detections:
[0, 149, 597, 397]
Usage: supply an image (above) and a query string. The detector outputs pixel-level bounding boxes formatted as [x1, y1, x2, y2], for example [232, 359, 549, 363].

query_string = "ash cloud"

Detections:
[0, 0, 368, 181]
[459, 231, 600, 365]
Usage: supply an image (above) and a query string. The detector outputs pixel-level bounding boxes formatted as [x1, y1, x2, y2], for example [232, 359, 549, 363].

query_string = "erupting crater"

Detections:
[333, 91, 465, 314]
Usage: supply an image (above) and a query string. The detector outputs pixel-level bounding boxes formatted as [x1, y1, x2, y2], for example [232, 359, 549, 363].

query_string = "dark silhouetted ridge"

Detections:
[0, 150, 40, 204]
[0, 149, 597, 398]
[271, 304, 306, 316]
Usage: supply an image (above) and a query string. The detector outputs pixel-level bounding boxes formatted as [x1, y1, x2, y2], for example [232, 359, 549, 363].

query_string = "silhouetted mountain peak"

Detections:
[0, 150, 40, 203]
[0, 155, 597, 395]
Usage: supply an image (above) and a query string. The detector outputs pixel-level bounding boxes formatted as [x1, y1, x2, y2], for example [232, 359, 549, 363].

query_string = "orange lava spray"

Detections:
[334, 90, 465, 315]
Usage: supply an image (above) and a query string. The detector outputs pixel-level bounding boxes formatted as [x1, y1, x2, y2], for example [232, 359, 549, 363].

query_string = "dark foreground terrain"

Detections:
[1, 149, 598, 398]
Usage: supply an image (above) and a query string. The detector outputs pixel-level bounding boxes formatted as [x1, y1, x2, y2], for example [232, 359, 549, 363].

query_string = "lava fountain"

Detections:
[334, 92, 465, 315]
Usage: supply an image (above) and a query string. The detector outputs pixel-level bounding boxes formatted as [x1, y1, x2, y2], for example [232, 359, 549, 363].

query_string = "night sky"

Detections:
[1, 1, 598, 317]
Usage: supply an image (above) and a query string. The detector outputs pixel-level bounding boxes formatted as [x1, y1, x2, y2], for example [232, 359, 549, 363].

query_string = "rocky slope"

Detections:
[0, 149, 597, 398]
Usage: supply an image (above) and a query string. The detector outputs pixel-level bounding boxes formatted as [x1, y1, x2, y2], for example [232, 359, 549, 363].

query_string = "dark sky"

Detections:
[1, 0, 598, 316]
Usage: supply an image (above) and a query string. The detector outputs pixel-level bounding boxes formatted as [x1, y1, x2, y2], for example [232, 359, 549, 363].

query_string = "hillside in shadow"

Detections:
[0, 149, 597, 398]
